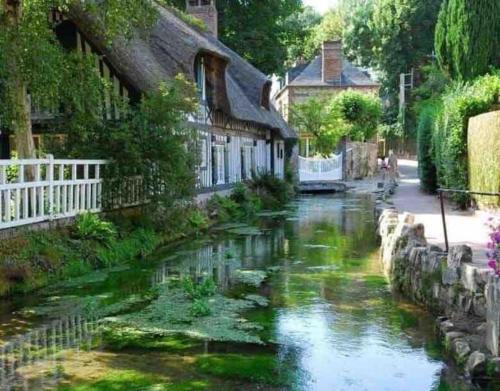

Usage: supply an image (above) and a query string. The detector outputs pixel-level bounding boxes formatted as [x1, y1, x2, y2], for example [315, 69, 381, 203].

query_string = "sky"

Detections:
[303, 0, 338, 14]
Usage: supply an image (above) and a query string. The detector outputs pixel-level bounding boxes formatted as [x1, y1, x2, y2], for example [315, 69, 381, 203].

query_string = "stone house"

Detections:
[274, 40, 379, 157]
[0, 0, 296, 191]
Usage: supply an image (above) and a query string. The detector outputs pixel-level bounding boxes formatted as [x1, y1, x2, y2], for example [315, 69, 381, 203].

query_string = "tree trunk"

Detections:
[3, 0, 36, 159]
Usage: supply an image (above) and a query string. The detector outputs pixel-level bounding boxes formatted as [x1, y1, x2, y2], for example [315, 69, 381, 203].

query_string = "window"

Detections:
[241, 145, 254, 180]
[212, 144, 225, 186]
[191, 55, 212, 125]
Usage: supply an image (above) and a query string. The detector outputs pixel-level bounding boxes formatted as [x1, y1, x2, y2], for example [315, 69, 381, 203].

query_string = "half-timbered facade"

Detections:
[1, 1, 295, 192]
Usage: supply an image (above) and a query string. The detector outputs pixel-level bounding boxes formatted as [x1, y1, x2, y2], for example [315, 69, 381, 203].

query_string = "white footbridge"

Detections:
[298, 154, 345, 192]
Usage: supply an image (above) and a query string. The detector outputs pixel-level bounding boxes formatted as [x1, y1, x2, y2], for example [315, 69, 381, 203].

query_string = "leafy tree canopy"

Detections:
[290, 91, 382, 155]
[303, 8, 344, 59]
[343, 0, 442, 120]
[435, 0, 500, 81]
[0, 0, 158, 157]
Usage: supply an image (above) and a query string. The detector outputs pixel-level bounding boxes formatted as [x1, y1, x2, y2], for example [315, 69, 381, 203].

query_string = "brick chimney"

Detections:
[186, 0, 218, 38]
[322, 40, 343, 84]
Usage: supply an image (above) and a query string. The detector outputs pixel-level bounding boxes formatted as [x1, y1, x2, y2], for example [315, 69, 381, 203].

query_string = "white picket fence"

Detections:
[0, 156, 141, 230]
[298, 154, 343, 182]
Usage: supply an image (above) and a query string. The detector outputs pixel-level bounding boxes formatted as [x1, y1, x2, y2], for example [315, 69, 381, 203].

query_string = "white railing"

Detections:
[299, 154, 343, 182]
[0, 156, 142, 230]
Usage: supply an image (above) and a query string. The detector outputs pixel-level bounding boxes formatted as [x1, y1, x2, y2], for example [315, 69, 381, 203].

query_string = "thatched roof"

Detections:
[68, 4, 296, 139]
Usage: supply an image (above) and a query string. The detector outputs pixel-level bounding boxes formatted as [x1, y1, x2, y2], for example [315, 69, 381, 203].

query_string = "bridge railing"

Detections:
[298, 154, 343, 182]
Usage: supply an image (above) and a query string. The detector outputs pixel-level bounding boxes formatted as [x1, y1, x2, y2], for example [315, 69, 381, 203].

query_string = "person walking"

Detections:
[388, 150, 399, 186]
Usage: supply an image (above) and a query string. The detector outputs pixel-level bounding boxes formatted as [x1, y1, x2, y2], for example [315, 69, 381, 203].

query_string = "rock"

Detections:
[402, 213, 415, 225]
[464, 351, 485, 377]
[485, 276, 500, 357]
[447, 245, 473, 268]
[442, 267, 460, 286]
[445, 331, 466, 345]
[440, 320, 455, 334]
[461, 263, 479, 292]
[475, 322, 487, 334]
[452, 339, 471, 363]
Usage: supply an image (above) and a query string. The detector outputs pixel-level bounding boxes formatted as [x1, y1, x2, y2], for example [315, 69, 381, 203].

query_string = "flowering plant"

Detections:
[486, 217, 500, 275]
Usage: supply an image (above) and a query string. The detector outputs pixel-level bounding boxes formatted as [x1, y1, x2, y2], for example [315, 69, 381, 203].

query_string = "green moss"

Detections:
[195, 354, 288, 386]
[363, 275, 388, 289]
[103, 328, 202, 352]
[57, 370, 211, 391]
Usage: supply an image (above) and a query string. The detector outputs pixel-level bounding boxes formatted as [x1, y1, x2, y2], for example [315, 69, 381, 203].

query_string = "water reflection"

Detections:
[0, 194, 479, 390]
[0, 316, 101, 390]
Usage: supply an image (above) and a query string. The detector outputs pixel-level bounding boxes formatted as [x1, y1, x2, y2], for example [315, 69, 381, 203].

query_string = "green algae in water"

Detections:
[195, 353, 289, 387]
[106, 284, 264, 344]
[56, 370, 212, 391]
[226, 226, 262, 236]
[102, 327, 203, 352]
[233, 270, 267, 287]
[244, 294, 269, 307]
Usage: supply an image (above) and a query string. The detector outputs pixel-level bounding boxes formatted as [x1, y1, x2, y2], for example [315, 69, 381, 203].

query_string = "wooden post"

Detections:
[48, 154, 54, 220]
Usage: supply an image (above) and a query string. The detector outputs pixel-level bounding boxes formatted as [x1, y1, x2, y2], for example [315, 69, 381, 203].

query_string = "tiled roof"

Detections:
[288, 55, 379, 87]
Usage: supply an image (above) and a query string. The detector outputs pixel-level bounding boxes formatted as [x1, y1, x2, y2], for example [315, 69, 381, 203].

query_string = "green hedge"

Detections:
[416, 100, 441, 193]
[432, 73, 500, 207]
[468, 111, 500, 208]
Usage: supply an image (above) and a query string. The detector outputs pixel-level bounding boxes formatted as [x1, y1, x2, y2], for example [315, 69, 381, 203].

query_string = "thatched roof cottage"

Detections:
[3, 0, 296, 190]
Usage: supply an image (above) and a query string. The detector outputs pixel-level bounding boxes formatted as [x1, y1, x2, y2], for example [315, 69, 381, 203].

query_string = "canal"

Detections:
[0, 194, 485, 390]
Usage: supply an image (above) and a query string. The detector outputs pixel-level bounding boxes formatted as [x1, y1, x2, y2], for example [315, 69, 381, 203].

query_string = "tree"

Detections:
[304, 8, 344, 59]
[217, 0, 302, 75]
[290, 91, 382, 155]
[164, 0, 303, 76]
[435, 0, 500, 81]
[343, 0, 443, 118]
[281, 6, 322, 67]
[0, 0, 157, 158]
[290, 96, 346, 156]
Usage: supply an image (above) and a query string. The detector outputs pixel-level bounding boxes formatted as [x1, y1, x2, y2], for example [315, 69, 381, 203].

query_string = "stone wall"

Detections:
[378, 209, 500, 379]
[345, 142, 378, 180]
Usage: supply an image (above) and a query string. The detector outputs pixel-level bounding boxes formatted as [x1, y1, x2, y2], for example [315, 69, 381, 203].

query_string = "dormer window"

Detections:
[261, 82, 271, 110]
[191, 55, 212, 125]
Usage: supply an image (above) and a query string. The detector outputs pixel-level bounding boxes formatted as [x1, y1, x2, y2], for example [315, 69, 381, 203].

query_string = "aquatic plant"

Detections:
[106, 283, 264, 344]
[74, 213, 117, 245]
[233, 270, 268, 287]
[182, 277, 217, 300]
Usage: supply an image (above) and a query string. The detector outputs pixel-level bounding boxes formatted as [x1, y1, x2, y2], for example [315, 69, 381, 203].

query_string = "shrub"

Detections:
[416, 100, 441, 193]
[75, 213, 117, 244]
[248, 172, 294, 209]
[207, 194, 243, 222]
[432, 73, 500, 207]
[96, 229, 159, 267]
[332, 90, 382, 142]
[187, 209, 210, 233]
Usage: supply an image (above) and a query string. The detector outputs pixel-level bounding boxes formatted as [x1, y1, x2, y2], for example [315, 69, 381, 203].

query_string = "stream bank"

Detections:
[377, 208, 500, 387]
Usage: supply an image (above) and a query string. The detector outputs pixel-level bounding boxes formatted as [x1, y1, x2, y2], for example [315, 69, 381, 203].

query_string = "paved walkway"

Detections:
[392, 160, 499, 267]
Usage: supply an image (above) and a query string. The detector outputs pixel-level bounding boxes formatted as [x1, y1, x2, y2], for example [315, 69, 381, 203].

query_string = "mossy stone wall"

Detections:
[468, 111, 500, 208]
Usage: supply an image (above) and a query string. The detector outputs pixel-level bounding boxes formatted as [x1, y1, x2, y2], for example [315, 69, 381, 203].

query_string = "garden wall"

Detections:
[468, 111, 500, 209]
[378, 209, 500, 379]
[345, 142, 378, 180]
